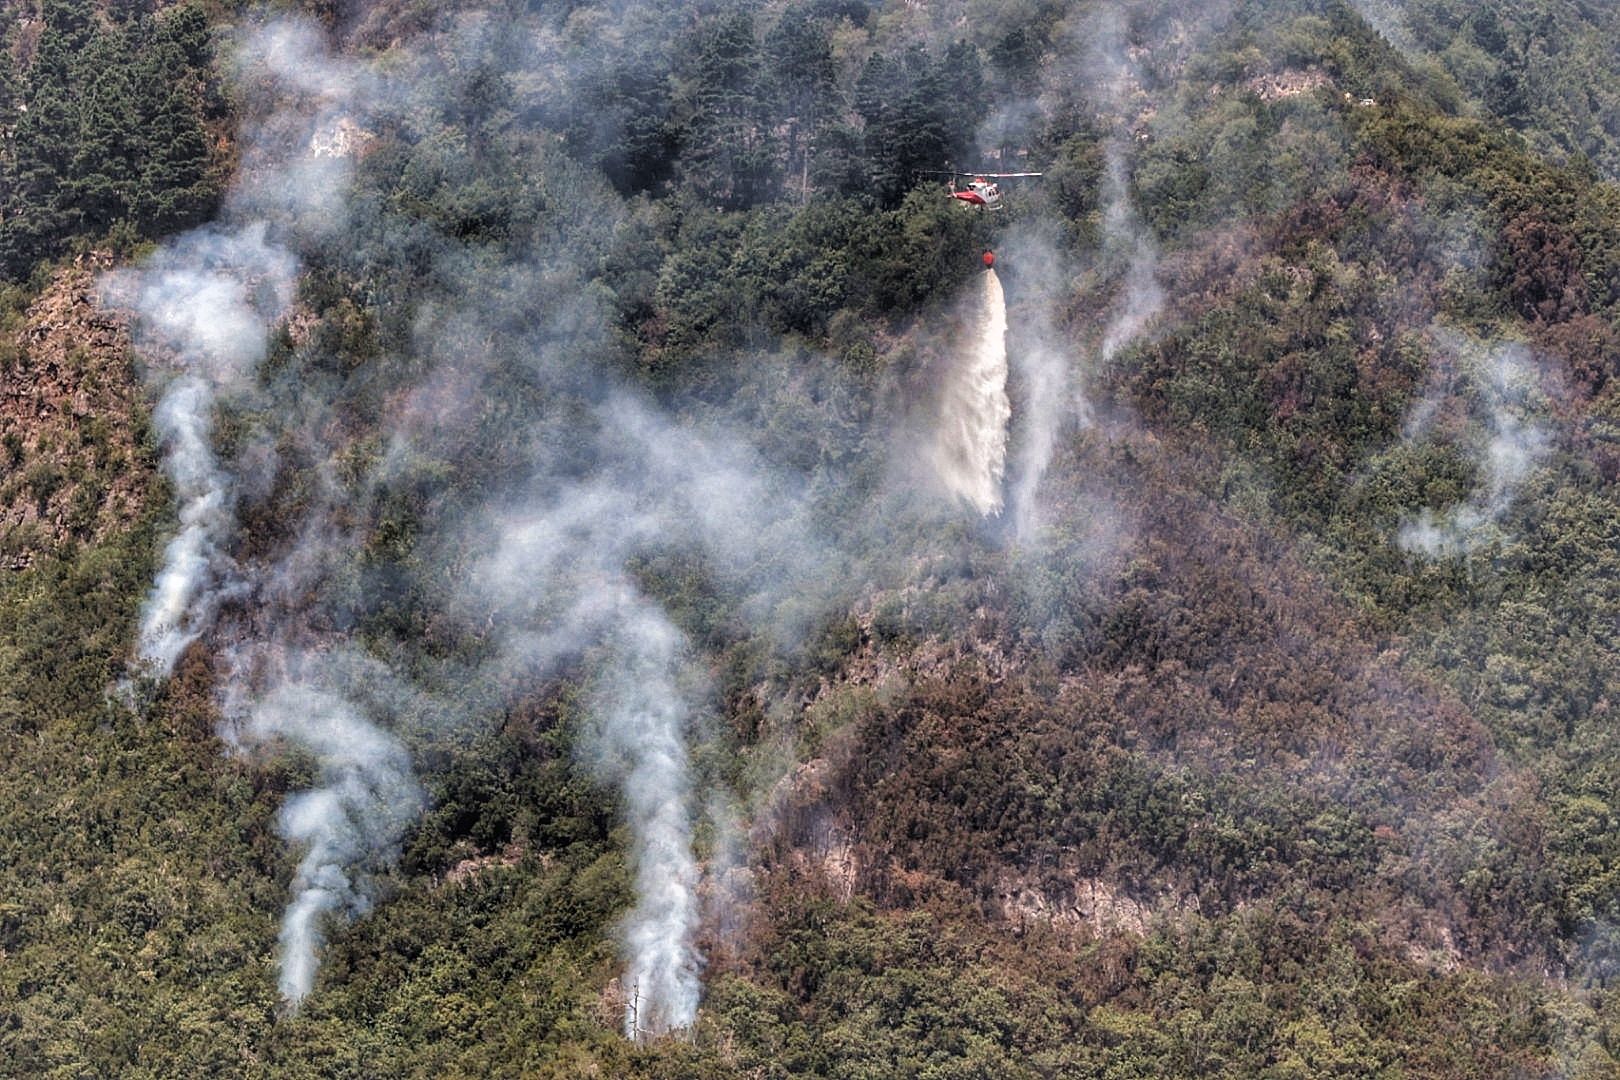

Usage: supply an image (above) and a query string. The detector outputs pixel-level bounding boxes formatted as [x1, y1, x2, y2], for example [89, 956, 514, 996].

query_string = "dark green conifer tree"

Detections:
[0, 0, 219, 277]
[677, 11, 779, 209]
[66, 28, 140, 233]
[0, 82, 73, 274]
[130, 24, 216, 233]
[856, 46, 953, 206]
[764, 8, 836, 201]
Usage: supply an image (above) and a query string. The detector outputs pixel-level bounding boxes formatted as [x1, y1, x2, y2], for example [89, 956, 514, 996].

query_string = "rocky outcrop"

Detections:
[997, 871, 1199, 938]
[1244, 67, 1333, 102]
[0, 252, 151, 568]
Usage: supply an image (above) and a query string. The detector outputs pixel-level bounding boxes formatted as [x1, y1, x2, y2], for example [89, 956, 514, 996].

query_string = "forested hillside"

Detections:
[4, 0, 1620, 1076]
[0, 0, 222, 277]
[1353, 0, 1620, 179]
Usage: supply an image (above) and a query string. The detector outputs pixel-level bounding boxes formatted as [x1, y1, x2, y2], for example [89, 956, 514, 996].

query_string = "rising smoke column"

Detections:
[1397, 336, 1550, 557]
[1005, 157, 1162, 538]
[931, 269, 1011, 515]
[100, 18, 422, 1007]
[593, 588, 703, 1038]
[485, 569, 704, 1038]
[1003, 7, 1163, 540]
[467, 393, 805, 1038]
[137, 377, 233, 673]
[478, 564, 706, 1040]
[221, 477, 429, 1007]
[103, 226, 298, 673]
[1097, 144, 1165, 365]
[102, 21, 361, 676]
[235, 666, 425, 1004]
[457, 371, 861, 1035]
[1003, 221, 1078, 540]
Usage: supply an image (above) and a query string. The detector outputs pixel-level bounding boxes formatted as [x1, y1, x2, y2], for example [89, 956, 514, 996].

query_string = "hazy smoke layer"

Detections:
[932, 270, 1011, 515]
[113, 7, 744, 1019]
[1398, 338, 1549, 557]
[1347, 0, 1417, 54]
[102, 0, 991, 1028]
[240, 669, 424, 1003]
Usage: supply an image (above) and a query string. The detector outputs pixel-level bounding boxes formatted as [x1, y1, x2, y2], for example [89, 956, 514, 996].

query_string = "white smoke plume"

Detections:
[1005, 7, 1163, 540]
[1397, 336, 1550, 557]
[465, 391, 815, 1037]
[204, 436, 428, 1012]
[930, 269, 1010, 515]
[236, 668, 425, 1004]
[136, 376, 232, 673]
[1087, 3, 1166, 377]
[1098, 144, 1165, 365]
[477, 566, 706, 1036]
[449, 340, 900, 1034]
[593, 589, 703, 1038]
[99, 16, 417, 1006]
[476, 548, 706, 1037]
[103, 227, 298, 673]
[101, 18, 363, 677]
[1004, 223, 1079, 540]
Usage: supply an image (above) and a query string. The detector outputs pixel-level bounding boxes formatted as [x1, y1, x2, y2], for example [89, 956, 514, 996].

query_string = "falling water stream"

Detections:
[932, 269, 1011, 515]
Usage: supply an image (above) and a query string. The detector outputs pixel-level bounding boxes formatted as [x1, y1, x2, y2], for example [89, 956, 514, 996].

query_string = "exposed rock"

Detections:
[309, 116, 377, 160]
[997, 871, 1198, 938]
[1245, 67, 1333, 102]
[1405, 920, 1463, 974]
[755, 756, 861, 900]
[440, 842, 530, 886]
[0, 252, 152, 569]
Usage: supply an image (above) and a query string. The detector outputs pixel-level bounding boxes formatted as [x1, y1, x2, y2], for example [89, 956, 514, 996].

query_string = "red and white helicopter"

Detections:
[925, 170, 1044, 210]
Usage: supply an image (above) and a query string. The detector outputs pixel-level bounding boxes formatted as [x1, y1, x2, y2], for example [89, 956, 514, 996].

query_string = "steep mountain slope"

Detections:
[4, 1, 1620, 1077]
[1355, 0, 1620, 179]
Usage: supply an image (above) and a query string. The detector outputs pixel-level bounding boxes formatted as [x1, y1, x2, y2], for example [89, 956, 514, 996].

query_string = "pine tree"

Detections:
[677, 11, 779, 209]
[0, 50, 18, 257]
[939, 41, 987, 164]
[129, 27, 215, 233]
[609, 60, 677, 195]
[764, 9, 835, 201]
[65, 28, 140, 233]
[1, 0, 92, 274]
[856, 47, 953, 207]
[0, 47, 18, 134]
[0, 1, 220, 277]
[0, 81, 74, 275]
[31, 0, 96, 89]
[854, 53, 904, 202]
